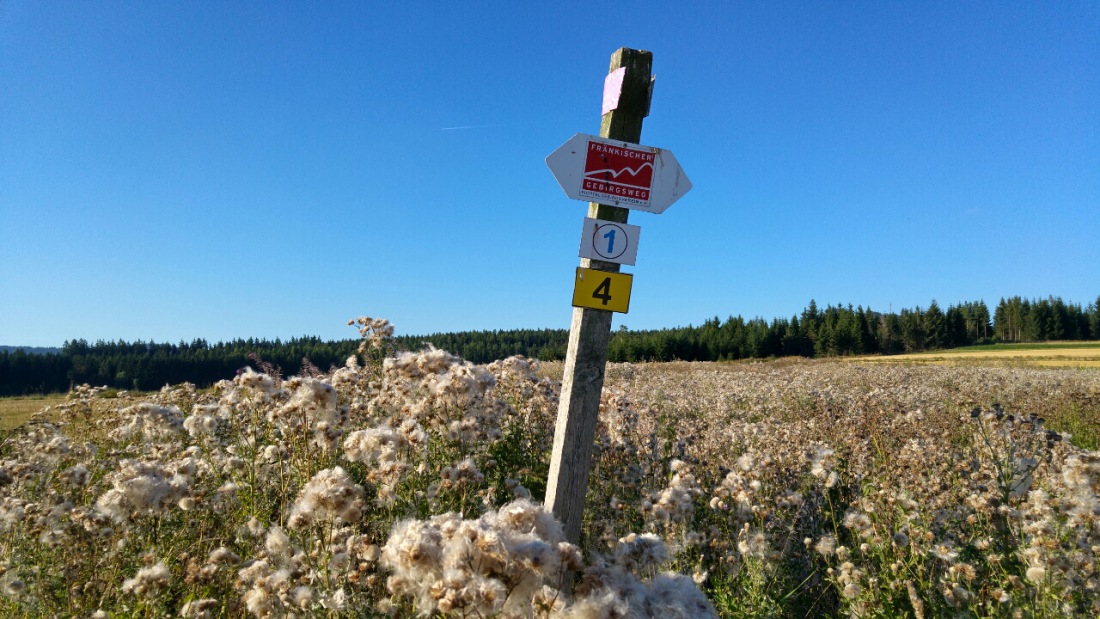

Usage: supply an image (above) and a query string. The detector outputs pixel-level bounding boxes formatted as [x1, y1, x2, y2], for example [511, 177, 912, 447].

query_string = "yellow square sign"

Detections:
[572, 267, 633, 313]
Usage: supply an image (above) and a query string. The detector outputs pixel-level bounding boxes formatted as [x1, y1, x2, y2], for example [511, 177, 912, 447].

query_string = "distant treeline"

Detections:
[1, 295, 1096, 396]
[0, 337, 361, 397]
[607, 296, 1098, 363]
[0, 345, 60, 356]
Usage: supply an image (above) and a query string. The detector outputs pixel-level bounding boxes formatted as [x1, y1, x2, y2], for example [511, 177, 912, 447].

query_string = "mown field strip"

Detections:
[0, 394, 67, 431]
[851, 342, 1100, 368]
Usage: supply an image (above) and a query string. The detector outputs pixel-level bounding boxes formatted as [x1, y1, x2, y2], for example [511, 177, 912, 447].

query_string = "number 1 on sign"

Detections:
[578, 218, 640, 266]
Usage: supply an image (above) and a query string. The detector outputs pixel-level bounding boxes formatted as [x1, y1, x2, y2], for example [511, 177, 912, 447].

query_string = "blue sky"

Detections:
[2, 2, 1097, 347]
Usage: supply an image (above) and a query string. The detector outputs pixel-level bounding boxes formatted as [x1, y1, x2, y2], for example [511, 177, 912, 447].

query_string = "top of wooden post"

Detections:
[591, 48, 653, 225]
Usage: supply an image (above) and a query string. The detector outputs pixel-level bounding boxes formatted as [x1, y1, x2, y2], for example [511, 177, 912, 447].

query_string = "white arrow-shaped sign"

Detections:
[546, 133, 691, 214]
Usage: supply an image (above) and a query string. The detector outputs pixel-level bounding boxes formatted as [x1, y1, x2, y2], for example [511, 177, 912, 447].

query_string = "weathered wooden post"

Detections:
[544, 48, 652, 547]
[544, 47, 691, 548]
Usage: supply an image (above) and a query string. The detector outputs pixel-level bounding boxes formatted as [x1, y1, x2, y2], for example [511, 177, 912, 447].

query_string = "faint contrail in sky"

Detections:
[440, 119, 561, 131]
[439, 123, 512, 131]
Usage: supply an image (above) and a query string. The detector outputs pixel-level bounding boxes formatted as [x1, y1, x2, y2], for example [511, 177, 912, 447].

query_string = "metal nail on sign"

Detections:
[546, 133, 691, 214]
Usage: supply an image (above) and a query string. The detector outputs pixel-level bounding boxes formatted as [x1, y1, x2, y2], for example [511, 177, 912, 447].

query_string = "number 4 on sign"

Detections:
[571, 267, 633, 313]
[593, 276, 613, 304]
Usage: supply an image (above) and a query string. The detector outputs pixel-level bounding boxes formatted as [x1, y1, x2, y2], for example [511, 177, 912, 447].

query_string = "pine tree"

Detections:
[924, 300, 948, 350]
[878, 313, 902, 354]
[900, 308, 925, 352]
[974, 300, 991, 341]
[1089, 296, 1100, 340]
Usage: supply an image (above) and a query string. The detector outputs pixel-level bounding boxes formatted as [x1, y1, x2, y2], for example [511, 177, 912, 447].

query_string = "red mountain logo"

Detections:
[582, 140, 654, 203]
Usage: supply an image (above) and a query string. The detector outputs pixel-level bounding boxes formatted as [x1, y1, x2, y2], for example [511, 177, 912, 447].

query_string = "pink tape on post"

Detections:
[602, 66, 626, 116]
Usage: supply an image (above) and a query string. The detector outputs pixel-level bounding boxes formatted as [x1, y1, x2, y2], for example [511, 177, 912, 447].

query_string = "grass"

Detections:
[0, 394, 66, 431]
[1052, 401, 1100, 451]
[843, 343, 1100, 449]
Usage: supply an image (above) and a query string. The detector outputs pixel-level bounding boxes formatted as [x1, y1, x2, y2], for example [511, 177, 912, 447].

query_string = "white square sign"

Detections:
[578, 217, 641, 266]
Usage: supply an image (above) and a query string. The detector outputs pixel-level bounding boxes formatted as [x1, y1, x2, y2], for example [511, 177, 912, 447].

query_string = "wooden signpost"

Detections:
[544, 48, 691, 548]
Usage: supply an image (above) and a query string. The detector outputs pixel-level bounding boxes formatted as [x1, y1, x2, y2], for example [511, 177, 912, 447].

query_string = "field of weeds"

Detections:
[1, 318, 1098, 617]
